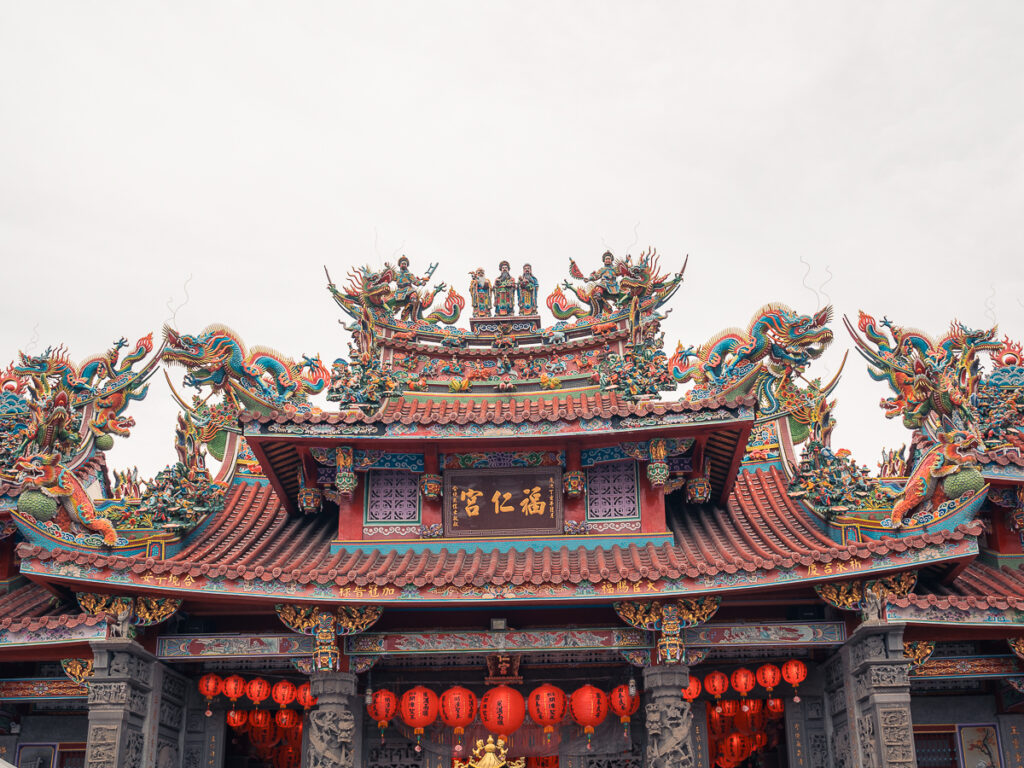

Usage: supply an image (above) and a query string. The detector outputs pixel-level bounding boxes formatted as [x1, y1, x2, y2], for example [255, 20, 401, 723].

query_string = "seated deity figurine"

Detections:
[492, 261, 516, 317]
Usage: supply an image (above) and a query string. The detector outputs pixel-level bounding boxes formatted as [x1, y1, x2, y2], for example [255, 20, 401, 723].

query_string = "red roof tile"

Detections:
[889, 560, 1024, 611]
[239, 390, 756, 429]
[17, 469, 982, 596]
[0, 582, 98, 634]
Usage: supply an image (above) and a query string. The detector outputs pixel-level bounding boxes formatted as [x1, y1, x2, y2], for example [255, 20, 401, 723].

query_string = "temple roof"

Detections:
[0, 582, 94, 634]
[17, 470, 982, 601]
[239, 389, 754, 430]
[891, 559, 1024, 612]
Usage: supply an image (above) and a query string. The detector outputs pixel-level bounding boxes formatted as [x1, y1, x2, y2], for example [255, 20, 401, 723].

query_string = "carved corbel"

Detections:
[814, 571, 917, 622]
[275, 604, 382, 672]
[903, 640, 935, 670]
[614, 596, 719, 665]
[60, 658, 94, 685]
[76, 592, 182, 629]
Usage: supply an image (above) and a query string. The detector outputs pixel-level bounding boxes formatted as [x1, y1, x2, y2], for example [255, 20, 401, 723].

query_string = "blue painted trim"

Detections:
[328, 532, 675, 555]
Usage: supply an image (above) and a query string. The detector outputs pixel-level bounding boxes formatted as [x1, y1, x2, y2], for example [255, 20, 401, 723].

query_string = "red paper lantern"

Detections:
[781, 659, 808, 702]
[527, 684, 567, 735]
[249, 709, 272, 729]
[296, 682, 317, 710]
[743, 698, 763, 714]
[226, 709, 248, 730]
[753, 731, 768, 751]
[766, 697, 785, 718]
[250, 723, 276, 746]
[439, 686, 478, 736]
[608, 684, 640, 725]
[707, 709, 729, 738]
[756, 663, 781, 692]
[682, 676, 702, 701]
[246, 678, 271, 708]
[730, 668, 755, 700]
[275, 709, 299, 729]
[367, 689, 398, 729]
[704, 671, 729, 700]
[569, 685, 608, 735]
[223, 675, 246, 704]
[272, 680, 297, 708]
[479, 685, 526, 737]
[721, 733, 751, 764]
[198, 673, 223, 701]
[719, 699, 740, 717]
[399, 686, 439, 736]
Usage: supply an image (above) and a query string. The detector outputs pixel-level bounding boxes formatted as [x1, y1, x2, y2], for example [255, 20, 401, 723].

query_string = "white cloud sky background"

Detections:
[1, 2, 1022, 479]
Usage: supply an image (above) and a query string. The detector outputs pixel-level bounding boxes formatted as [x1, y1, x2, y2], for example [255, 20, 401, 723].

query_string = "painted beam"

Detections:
[0, 678, 87, 700]
[911, 655, 1024, 679]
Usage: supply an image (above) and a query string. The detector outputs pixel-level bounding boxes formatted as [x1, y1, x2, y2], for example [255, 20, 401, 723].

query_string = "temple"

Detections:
[1, 249, 1023, 768]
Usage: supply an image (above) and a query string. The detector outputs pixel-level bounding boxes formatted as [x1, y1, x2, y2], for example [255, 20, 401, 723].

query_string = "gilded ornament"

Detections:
[814, 581, 865, 612]
[453, 735, 525, 768]
[902, 640, 935, 669]
[61, 658, 94, 685]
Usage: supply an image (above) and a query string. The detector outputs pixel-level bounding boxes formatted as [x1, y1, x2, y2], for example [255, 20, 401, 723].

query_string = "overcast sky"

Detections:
[1, 3, 1022, 479]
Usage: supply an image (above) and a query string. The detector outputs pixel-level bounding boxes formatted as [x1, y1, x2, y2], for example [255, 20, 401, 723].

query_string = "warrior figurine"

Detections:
[517, 264, 539, 315]
[589, 251, 621, 300]
[492, 261, 516, 317]
[392, 255, 429, 316]
[469, 268, 492, 317]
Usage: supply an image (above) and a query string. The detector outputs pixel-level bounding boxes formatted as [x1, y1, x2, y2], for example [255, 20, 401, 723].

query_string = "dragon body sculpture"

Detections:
[845, 311, 999, 430]
[669, 304, 837, 440]
[14, 452, 120, 545]
[162, 325, 327, 411]
[887, 427, 984, 528]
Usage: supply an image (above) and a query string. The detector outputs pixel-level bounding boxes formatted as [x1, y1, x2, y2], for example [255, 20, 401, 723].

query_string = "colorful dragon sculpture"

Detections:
[14, 452, 120, 545]
[669, 303, 837, 441]
[886, 425, 985, 528]
[162, 325, 328, 412]
[844, 312, 999, 430]
[547, 249, 685, 321]
[326, 260, 465, 328]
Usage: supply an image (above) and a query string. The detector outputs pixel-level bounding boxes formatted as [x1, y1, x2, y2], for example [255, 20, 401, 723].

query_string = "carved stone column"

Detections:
[306, 671, 360, 768]
[642, 666, 695, 768]
[823, 623, 917, 768]
[85, 638, 188, 768]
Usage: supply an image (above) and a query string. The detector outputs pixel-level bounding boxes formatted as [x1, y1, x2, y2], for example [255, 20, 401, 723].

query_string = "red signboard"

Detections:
[445, 468, 561, 536]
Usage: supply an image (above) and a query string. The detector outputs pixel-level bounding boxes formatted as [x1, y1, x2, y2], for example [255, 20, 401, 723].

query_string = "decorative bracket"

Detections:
[814, 571, 917, 622]
[61, 658, 94, 685]
[275, 604, 382, 672]
[903, 640, 935, 670]
[76, 593, 182, 629]
[614, 596, 720, 665]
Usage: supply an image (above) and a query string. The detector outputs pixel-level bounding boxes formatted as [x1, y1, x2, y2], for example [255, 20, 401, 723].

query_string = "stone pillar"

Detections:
[306, 671, 360, 768]
[85, 638, 188, 768]
[643, 665, 695, 768]
[823, 623, 917, 768]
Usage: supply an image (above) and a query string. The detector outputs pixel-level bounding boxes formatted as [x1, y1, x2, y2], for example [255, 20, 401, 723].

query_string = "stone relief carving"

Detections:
[868, 664, 909, 689]
[808, 731, 829, 768]
[857, 714, 877, 768]
[804, 696, 824, 720]
[831, 724, 852, 768]
[851, 634, 886, 668]
[308, 707, 356, 768]
[156, 741, 179, 768]
[644, 698, 693, 768]
[159, 699, 183, 729]
[183, 745, 202, 768]
[124, 729, 144, 768]
[162, 673, 187, 700]
[89, 682, 129, 705]
[186, 711, 205, 734]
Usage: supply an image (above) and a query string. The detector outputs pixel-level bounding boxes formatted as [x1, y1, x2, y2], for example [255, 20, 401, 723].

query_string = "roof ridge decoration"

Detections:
[843, 311, 1009, 530]
[76, 591, 182, 629]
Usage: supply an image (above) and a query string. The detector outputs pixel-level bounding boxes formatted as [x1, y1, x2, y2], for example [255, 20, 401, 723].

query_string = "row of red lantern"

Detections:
[226, 708, 306, 733]
[711, 730, 775, 768]
[198, 674, 317, 711]
[226, 710, 302, 768]
[367, 683, 639, 747]
[681, 661, 807, 705]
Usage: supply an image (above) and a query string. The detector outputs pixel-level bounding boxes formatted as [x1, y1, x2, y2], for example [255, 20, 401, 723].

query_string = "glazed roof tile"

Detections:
[0, 582, 98, 633]
[18, 469, 982, 594]
[238, 390, 756, 428]
[890, 560, 1024, 612]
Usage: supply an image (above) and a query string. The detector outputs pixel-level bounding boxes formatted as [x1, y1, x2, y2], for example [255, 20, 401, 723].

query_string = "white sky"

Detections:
[1, 2, 1022, 479]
